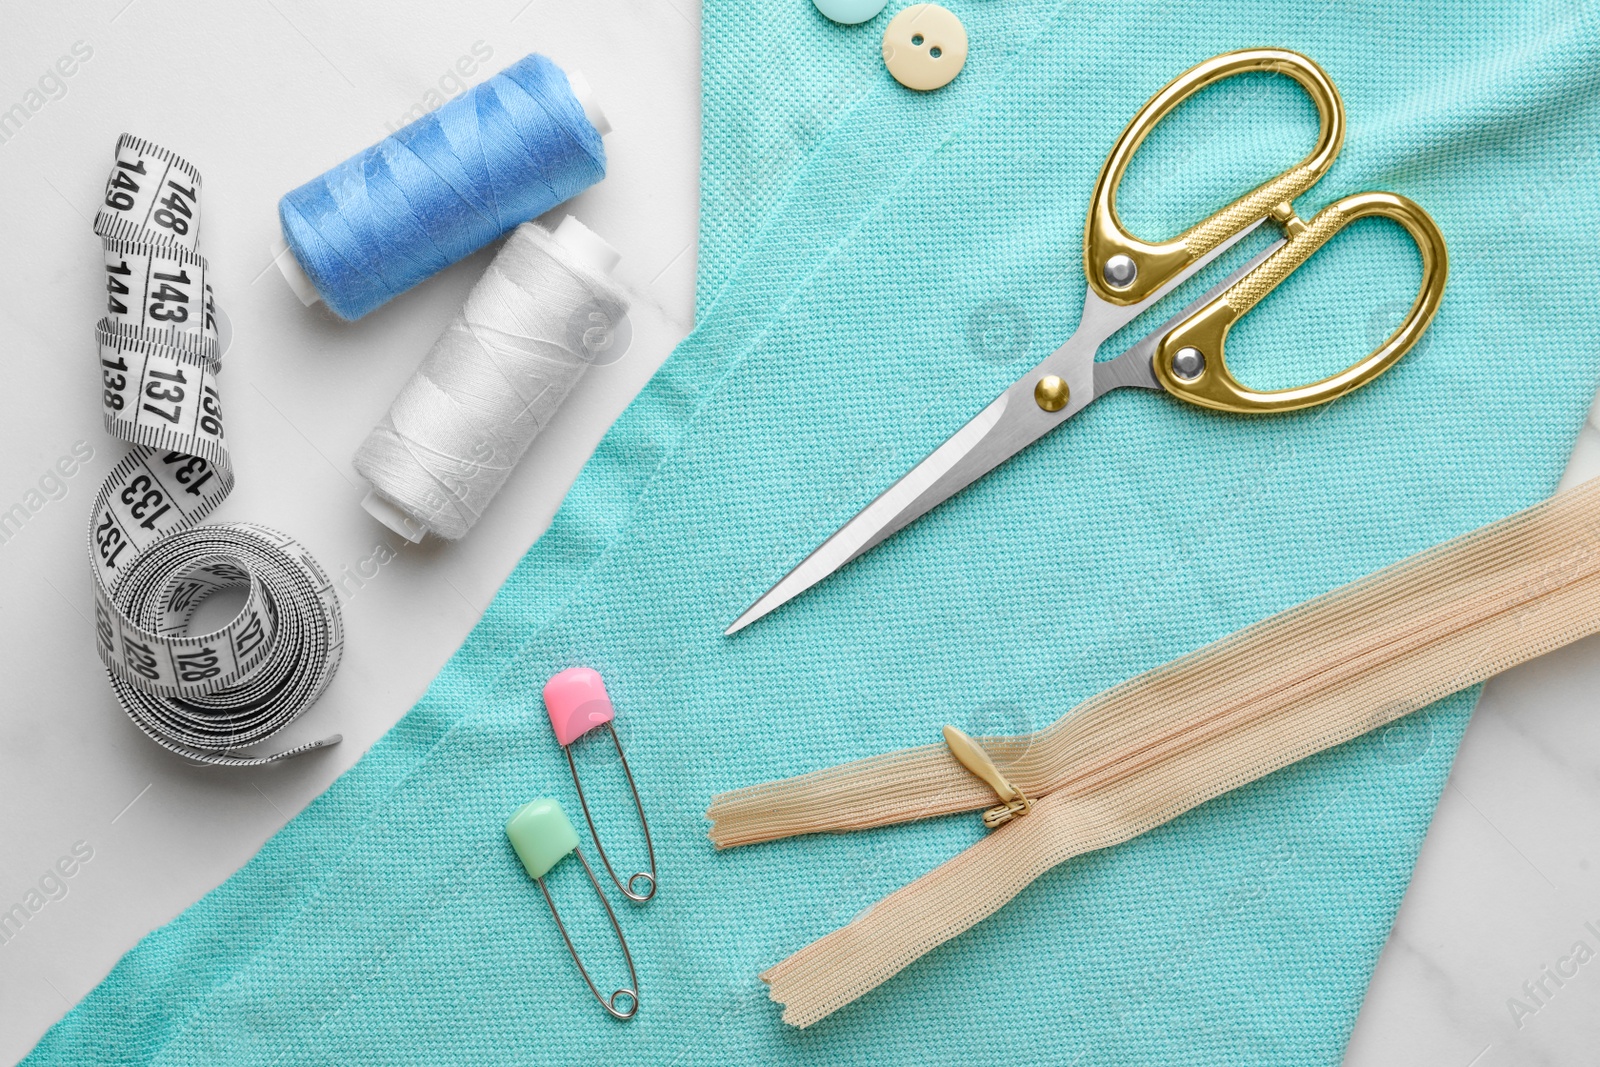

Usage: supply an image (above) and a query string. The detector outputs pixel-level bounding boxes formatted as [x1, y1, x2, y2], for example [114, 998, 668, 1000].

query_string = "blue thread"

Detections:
[279, 54, 605, 321]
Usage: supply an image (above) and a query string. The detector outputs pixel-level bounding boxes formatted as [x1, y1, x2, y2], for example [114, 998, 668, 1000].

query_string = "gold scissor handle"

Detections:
[1085, 48, 1345, 306]
[1153, 191, 1448, 413]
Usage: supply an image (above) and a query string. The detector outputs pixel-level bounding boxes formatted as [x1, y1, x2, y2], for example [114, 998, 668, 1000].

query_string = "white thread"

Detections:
[354, 219, 630, 541]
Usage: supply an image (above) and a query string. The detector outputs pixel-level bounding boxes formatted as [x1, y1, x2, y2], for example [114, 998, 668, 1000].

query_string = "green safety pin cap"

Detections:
[504, 796, 640, 1020]
[506, 797, 580, 880]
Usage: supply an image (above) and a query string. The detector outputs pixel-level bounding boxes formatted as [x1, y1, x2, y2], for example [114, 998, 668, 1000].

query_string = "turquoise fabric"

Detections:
[29, 1, 1600, 1063]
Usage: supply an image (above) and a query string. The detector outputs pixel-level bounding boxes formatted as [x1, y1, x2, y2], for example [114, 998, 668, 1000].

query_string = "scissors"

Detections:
[726, 48, 1447, 635]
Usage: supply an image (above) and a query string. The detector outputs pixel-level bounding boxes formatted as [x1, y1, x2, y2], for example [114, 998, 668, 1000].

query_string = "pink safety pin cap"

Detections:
[544, 667, 616, 747]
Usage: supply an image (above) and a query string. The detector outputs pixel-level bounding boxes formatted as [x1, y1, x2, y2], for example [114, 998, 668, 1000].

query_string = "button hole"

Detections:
[911, 33, 924, 44]
[929, 45, 942, 58]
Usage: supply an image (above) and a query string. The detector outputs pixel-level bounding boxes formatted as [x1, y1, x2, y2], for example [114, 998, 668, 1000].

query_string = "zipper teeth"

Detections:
[744, 482, 1600, 1028]
[759, 590, 1600, 1028]
[759, 571, 1600, 1025]
[1033, 504, 1600, 799]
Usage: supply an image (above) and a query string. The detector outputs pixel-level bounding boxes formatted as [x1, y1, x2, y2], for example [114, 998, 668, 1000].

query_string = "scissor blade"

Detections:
[725, 378, 1063, 635]
[725, 218, 1273, 635]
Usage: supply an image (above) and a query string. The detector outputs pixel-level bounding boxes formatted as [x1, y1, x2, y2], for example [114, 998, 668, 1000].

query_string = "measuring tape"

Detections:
[89, 134, 343, 767]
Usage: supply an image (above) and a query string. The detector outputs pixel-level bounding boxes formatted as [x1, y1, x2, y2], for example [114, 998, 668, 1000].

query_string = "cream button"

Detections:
[881, 4, 968, 91]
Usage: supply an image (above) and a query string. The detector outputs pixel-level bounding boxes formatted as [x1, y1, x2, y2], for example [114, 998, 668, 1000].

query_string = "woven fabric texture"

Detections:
[27, 0, 1600, 1064]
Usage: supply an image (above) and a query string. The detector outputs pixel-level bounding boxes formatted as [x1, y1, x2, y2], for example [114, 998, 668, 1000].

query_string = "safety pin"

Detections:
[544, 668, 658, 902]
[943, 725, 1033, 829]
[506, 797, 640, 1020]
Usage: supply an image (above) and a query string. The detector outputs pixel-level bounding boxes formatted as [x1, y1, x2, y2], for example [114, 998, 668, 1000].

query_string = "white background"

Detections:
[0, 2, 1597, 1064]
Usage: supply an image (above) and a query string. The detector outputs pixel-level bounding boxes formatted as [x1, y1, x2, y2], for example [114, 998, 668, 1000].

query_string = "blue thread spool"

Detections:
[277, 53, 608, 321]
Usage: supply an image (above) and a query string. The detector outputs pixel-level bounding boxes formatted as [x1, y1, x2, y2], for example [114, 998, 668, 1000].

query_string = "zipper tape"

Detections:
[709, 476, 1600, 1025]
[89, 135, 343, 767]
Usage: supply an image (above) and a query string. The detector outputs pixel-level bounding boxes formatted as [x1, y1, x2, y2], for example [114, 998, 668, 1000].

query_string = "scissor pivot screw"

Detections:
[1034, 375, 1070, 412]
[1103, 254, 1137, 289]
[1171, 347, 1206, 381]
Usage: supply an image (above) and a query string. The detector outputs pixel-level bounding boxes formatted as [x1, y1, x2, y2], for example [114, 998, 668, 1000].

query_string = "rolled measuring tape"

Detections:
[90, 134, 343, 767]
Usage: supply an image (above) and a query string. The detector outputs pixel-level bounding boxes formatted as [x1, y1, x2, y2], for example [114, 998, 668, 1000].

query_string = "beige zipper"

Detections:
[708, 477, 1600, 1027]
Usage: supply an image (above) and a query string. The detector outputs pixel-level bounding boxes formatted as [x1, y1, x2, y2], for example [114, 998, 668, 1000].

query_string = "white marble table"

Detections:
[0, 3, 1595, 1063]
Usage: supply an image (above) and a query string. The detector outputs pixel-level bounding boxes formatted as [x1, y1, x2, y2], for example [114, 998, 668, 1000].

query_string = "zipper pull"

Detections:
[942, 725, 1033, 829]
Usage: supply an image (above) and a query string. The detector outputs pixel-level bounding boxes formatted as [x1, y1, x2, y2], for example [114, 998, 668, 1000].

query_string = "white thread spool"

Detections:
[354, 216, 629, 542]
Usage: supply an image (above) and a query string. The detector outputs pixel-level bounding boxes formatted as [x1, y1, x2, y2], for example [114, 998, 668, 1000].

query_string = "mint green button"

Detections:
[505, 797, 580, 880]
[813, 0, 889, 24]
